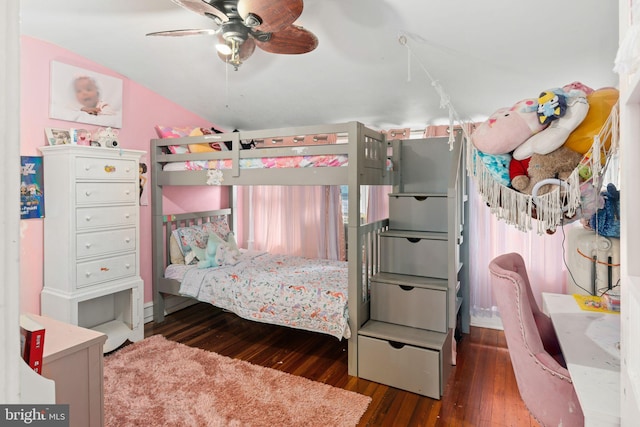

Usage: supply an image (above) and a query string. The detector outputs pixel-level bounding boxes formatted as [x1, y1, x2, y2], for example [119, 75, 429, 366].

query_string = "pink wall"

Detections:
[19, 36, 228, 313]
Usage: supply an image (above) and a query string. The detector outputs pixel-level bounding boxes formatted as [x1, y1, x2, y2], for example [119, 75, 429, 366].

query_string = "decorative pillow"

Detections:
[154, 125, 196, 154]
[195, 232, 225, 268]
[174, 225, 210, 265]
[171, 216, 231, 265]
[169, 234, 185, 265]
[201, 216, 231, 241]
[188, 127, 216, 153]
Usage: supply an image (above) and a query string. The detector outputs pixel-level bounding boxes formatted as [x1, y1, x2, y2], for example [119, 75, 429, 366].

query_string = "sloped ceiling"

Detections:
[20, 0, 619, 131]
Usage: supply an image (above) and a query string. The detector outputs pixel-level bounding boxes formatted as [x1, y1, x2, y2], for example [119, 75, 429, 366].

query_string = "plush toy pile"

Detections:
[470, 82, 619, 232]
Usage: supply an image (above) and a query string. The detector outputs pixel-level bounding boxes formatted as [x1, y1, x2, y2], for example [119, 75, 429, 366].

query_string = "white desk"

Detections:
[542, 292, 620, 427]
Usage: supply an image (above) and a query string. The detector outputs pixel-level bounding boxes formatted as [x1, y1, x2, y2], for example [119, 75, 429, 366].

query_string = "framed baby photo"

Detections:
[49, 61, 123, 128]
[44, 127, 71, 145]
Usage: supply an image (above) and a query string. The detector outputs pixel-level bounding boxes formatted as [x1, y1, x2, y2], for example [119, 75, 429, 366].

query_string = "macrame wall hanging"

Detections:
[399, 34, 620, 235]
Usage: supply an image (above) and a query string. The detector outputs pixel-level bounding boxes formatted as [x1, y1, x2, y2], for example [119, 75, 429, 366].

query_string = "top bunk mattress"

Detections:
[162, 154, 349, 171]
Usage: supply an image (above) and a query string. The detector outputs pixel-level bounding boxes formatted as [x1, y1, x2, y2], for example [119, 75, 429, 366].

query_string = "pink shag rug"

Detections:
[104, 335, 371, 426]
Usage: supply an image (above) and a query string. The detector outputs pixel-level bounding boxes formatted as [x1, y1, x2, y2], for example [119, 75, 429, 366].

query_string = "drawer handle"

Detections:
[85, 191, 92, 197]
[271, 138, 283, 144]
[125, 190, 131, 195]
[85, 243, 92, 249]
[85, 272, 92, 278]
[388, 341, 405, 350]
[125, 213, 130, 219]
[104, 165, 116, 173]
[293, 136, 304, 143]
[414, 196, 428, 201]
[85, 216, 92, 222]
[125, 263, 131, 269]
[399, 285, 414, 291]
[125, 237, 131, 243]
[100, 267, 109, 272]
[406, 237, 421, 243]
[84, 165, 91, 171]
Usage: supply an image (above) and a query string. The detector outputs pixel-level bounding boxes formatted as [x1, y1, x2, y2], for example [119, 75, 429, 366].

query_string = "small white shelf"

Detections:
[93, 320, 131, 353]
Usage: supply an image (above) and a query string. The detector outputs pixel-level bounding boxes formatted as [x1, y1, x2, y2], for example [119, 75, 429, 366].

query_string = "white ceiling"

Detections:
[20, 0, 619, 132]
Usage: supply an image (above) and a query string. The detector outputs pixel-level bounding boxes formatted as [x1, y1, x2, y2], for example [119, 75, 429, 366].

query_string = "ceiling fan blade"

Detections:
[170, 0, 229, 23]
[146, 29, 220, 37]
[255, 25, 318, 54]
[237, 0, 303, 33]
[217, 36, 256, 63]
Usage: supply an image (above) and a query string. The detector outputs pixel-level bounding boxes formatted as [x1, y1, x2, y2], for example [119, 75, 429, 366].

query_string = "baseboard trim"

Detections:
[470, 315, 503, 330]
[144, 295, 198, 324]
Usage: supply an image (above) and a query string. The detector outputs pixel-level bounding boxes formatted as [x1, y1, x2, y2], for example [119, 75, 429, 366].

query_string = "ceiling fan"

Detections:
[147, 0, 318, 70]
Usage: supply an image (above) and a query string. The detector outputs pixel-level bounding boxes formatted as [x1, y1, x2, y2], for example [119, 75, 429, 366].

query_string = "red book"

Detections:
[20, 314, 46, 374]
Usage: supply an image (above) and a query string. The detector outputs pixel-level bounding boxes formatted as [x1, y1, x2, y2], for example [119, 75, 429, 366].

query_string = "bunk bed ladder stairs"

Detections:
[357, 133, 468, 399]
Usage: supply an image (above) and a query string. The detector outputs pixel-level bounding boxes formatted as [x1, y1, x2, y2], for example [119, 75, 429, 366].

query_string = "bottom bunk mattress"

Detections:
[165, 250, 351, 339]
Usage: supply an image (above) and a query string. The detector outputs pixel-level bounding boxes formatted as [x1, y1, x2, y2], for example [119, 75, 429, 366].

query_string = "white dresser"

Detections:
[39, 145, 144, 353]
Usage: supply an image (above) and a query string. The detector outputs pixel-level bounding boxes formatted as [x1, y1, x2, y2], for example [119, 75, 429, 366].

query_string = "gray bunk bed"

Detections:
[151, 121, 393, 375]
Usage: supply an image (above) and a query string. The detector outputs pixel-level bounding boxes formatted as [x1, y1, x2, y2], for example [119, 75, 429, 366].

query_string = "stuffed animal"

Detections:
[197, 233, 225, 269]
[474, 150, 512, 187]
[512, 89, 589, 160]
[471, 98, 547, 155]
[509, 157, 531, 192]
[513, 146, 583, 195]
[563, 88, 619, 155]
[588, 183, 620, 238]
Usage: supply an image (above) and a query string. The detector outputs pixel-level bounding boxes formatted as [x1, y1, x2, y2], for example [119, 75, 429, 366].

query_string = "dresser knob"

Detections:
[85, 191, 92, 197]
[85, 243, 92, 249]
[125, 190, 131, 195]
[85, 216, 92, 222]
[125, 264, 131, 269]
[84, 166, 90, 171]
[125, 237, 131, 243]
[85, 272, 92, 278]
[125, 213, 130, 219]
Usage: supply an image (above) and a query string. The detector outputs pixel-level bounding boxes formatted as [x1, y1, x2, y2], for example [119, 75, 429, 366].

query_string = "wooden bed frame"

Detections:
[151, 121, 393, 375]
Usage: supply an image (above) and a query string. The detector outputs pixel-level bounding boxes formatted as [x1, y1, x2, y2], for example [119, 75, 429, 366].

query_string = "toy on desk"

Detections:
[573, 294, 620, 314]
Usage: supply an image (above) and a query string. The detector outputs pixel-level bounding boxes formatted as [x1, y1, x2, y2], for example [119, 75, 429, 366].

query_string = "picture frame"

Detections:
[44, 128, 71, 146]
[49, 61, 123, 128]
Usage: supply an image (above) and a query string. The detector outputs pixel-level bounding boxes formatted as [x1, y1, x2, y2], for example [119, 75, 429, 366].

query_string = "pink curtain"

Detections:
[250, 186, 345, 260]
[468, 181, 569, 326]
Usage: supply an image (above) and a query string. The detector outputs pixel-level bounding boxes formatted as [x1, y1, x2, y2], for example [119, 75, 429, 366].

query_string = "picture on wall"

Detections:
[20, 156, 45, 219]
[49, 61, 123, 128]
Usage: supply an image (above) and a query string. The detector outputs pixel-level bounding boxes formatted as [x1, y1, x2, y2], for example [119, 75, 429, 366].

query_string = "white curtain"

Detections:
[468, 181, 570, 328]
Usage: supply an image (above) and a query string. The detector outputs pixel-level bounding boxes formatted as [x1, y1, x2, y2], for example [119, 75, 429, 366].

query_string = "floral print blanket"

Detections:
[166, 251, 350, 339]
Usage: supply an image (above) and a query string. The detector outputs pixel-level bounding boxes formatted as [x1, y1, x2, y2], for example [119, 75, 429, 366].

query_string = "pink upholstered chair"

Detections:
[489, 252, 584, 427]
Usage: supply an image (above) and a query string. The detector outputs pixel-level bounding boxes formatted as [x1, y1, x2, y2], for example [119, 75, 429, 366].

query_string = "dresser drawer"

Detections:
[358, 335, 442, 398]
[76, 228, 137, 259]
[380, 232, 448, 278]
[389, 194, 448, 233]
[371, 281, 447, 332]
[76, 206, 137, 230]
[76, 182, 137, 205]
[76, 253, 136, 288]
[75, 156, 138, 181]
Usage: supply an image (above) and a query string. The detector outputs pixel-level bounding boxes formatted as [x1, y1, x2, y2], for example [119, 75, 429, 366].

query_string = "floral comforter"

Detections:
[166, 251, 350, 339]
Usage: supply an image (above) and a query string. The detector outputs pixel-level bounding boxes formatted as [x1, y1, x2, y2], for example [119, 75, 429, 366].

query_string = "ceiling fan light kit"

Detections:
[148, 0, 317, 70]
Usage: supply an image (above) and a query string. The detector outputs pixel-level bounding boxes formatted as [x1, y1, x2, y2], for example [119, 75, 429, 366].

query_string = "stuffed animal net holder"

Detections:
[466, 89, 619, 235]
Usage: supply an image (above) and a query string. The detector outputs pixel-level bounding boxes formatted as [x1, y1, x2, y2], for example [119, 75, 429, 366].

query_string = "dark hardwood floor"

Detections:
[144, 303, 541, 427]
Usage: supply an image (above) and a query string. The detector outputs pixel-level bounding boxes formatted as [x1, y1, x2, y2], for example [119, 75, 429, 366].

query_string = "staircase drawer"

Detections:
[371, 281, 447, 332]
[357, 335, 442, 399]
[381, 235, 448, 279]
[389, 194, 447, 232]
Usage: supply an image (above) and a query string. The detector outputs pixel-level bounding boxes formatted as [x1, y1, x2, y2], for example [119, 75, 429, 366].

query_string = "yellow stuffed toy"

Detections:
[563, 88, 619, 154]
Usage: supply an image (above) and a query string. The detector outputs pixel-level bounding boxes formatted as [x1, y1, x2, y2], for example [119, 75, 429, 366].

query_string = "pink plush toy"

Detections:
[471, 99, 548, 155]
